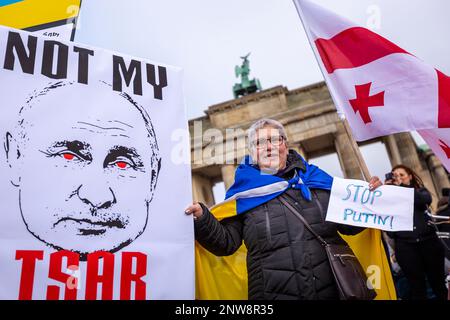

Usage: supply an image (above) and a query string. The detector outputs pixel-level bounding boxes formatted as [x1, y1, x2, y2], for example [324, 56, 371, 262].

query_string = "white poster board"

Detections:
[326, 177, 414, 231]
[0, 25, 194, 300]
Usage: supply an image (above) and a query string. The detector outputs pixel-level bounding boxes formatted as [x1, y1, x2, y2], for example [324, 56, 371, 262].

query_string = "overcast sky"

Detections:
[76, 0, 450, 118]
[75, 0, 450, 201]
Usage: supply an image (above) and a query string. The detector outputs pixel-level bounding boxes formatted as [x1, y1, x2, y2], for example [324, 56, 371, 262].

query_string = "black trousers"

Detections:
[395, 237, 447, 300]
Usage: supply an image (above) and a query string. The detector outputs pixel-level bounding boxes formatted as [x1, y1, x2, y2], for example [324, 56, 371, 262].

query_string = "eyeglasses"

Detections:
[254, 136, 285, 148]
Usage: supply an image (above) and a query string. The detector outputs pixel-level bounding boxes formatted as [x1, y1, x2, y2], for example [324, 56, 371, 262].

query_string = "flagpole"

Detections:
[342, 118, 371, 180]
[293, 0, 372, 181]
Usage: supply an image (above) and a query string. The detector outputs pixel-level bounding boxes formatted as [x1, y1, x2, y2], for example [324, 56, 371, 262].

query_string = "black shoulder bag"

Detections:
[279, 196, 377, 300]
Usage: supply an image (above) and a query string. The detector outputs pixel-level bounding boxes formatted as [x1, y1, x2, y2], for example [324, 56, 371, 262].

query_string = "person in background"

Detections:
[385, 165, 447, 300]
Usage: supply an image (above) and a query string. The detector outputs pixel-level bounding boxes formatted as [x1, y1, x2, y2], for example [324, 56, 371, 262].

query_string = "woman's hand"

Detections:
[185, 202, 204, 218]
[368, 176, 383, 191]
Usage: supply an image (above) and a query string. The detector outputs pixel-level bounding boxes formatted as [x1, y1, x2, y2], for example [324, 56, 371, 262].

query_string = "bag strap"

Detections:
[279, 195, 329, 247]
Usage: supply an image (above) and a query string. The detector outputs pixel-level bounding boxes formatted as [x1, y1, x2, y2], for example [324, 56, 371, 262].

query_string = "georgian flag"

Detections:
[418, 128, 450, 171]
[293, 0, 450, 142]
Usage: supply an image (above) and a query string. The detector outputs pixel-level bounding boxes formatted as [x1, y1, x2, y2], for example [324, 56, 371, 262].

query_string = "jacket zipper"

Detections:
[264, 204, 272, 242]
[279, 198, 303, 296]
[312, 191, 326, 223]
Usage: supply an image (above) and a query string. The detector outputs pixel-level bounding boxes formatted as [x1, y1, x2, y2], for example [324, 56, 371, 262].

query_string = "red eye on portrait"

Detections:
[116, 161, 128, 169]
[62, 153, 75, 160]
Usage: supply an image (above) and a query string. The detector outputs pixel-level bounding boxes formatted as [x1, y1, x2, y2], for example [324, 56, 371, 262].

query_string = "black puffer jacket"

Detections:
[194, 153, 364, 300]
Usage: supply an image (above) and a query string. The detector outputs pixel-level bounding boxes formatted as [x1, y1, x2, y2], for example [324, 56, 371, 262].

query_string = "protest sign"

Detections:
[326, 177, 414, 231]
[0, 25, 194, 300]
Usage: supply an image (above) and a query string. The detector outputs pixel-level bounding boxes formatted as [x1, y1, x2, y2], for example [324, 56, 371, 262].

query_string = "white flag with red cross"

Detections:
[293, 0, 450, 142]
[418, 128, 450, 172]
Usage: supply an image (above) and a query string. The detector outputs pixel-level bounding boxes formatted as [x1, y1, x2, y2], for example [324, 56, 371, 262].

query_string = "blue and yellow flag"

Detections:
[210, 154, 333, 220]
[0, 0, 81, 40]
[195, 155, 397, 300]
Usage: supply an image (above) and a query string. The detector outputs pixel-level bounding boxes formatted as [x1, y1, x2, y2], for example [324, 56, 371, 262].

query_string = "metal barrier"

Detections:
[426, 210, 450, 300]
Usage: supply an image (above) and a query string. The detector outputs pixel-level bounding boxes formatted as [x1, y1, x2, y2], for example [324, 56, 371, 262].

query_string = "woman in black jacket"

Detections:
[186, 119, 382, 300]
[386, 164, 447, 300]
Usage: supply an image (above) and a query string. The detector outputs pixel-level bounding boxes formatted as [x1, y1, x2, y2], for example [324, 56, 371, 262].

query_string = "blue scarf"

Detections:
[222, 151, 334, 215]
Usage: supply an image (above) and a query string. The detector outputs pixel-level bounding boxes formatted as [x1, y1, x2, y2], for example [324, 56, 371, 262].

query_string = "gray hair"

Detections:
[247, 118, 287, 153]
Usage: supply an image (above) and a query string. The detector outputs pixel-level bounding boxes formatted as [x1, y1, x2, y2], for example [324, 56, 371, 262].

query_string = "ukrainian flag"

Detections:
[0, 0, 81, 33]
[210, 154, 333, 219]
[195, 154, 397, 300]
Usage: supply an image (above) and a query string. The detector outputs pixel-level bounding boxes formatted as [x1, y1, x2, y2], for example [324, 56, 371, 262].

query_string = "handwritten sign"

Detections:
[326, 177, 414, 231]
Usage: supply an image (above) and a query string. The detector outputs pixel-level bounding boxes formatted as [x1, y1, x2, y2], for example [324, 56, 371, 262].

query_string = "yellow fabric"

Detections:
[341, 229, 397, 300]
[209, 200, 237, 221]
[196, 208, 397, 300]
[0, 0, 81, 29]
[195, 243, 248, 300]
[195, 201, 247, 300]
